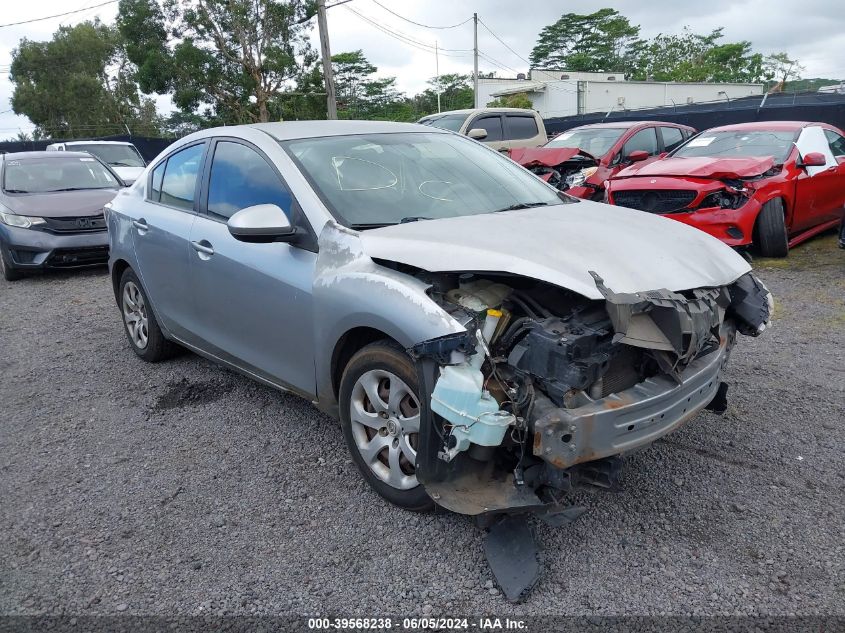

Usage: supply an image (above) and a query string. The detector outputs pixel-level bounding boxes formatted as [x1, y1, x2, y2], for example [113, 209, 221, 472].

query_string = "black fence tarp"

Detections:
[0, 135, 177, 162]
[544, 92, 845, 135]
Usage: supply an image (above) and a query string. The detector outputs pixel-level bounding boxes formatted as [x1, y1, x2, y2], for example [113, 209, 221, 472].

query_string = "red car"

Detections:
[605, 121, 845, 257]
[509, 121, 695, 200]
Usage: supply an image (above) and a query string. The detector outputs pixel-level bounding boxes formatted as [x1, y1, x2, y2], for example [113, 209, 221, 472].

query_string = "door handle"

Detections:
[132, 218, 148, 232]
[191, 240, 214, 256]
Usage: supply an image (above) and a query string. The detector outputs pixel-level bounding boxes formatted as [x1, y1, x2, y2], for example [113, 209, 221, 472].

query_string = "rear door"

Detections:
[188, 138, 318, 395]
[131, 142, 206, 341]
[503, 114, 545, 148]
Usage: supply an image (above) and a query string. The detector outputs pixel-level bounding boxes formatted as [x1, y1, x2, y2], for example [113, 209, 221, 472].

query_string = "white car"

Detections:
[47, 141, 146, 184]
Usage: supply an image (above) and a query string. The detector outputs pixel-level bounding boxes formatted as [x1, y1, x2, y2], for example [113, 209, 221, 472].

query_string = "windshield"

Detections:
[673, 130, 797, 163]
[283, 132, 569, 228]
[545, 127, 626, 157]
[71, 144, 145, 167]
[2, 156, 121, 193]
[417, 113, 468, 132]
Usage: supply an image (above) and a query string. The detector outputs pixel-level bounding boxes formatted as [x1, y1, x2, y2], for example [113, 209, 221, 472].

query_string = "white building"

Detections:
[478, 69, 764, 119]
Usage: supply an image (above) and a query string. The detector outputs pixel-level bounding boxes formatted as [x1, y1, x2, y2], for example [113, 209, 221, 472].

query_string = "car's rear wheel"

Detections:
[119, 268, 176, 362]
[339, 340, 433, 512]
[0, 244, 23, 281]
[754, 198, 789, 258]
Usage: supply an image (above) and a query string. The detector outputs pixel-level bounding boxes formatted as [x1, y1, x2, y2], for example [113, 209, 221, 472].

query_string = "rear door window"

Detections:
[660, 127, 685, 152]
[505, 115, 539, 140]
[159, 144, 204, 211]
[469, 115, 504, 142]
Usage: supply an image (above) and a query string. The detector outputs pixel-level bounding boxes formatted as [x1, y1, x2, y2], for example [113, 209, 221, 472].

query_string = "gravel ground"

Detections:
[0, 233, 843, 619]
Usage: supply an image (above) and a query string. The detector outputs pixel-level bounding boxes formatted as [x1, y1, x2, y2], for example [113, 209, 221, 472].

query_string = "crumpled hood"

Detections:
[508, 147, 594, 168]
[616, 156, 775, 180]
[360, 201, 750, 300]
[1, 188, 119, 218]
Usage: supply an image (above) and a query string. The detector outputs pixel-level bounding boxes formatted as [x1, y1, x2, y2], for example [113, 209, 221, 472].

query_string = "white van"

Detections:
[46, 141, 146, 184]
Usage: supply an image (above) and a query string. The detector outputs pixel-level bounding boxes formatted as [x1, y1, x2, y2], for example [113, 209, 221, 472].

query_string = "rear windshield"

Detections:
[673, 130, 797, 163]
[2, 156, 120, 193]
[545, 127, 626, 157]
[70, 144, 145, 168]
[417, 113, 468, 132]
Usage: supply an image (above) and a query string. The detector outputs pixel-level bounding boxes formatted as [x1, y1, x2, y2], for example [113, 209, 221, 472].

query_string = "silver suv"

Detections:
[107, 121, 771, 519]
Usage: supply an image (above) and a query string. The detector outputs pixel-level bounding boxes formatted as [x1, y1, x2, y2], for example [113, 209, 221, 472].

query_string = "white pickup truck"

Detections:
[417, 107, 547, 151]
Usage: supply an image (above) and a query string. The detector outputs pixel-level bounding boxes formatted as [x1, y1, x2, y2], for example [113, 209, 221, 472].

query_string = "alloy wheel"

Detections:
[122, 281, 149, 349]
[349, 369, 421, 490]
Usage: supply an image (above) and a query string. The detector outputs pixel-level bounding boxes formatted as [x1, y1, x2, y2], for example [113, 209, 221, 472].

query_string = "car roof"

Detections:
[2, 150, 97, 160]
[420, 108, 537, 118]
[55, 140, 137, 146]
[572, 121, 693, 130]
[245, 120, 451, 141]
[705, 121, 817, 133]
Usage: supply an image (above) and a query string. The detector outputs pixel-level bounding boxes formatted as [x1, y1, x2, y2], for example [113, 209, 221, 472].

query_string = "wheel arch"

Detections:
[111, 258, 131, 303]
[330, 326, 401, 401]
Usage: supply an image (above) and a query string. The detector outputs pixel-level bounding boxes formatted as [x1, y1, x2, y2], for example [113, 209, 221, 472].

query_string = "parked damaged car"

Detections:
[0, 151, 121, 281]
[606, 121, 845, 257]
[107, 122, 772, 598]
[509, 121, 694, 200]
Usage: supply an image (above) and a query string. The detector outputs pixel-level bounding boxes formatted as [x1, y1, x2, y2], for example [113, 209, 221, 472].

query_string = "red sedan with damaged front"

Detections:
[605, 121, 845, 257]
[509, 121, 695, 201]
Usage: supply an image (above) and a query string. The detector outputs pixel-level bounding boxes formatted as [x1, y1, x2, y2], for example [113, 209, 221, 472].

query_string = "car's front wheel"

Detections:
[118, 268, 176, 362]
[754, 198, 789, 257]
[339, 341, 433, 512]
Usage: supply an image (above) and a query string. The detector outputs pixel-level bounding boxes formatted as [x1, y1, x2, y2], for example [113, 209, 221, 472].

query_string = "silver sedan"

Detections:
[106, 120, 771, 517]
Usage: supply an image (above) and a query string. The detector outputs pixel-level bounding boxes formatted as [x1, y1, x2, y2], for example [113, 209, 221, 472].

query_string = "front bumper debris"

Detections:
[533, 320, 735, 469]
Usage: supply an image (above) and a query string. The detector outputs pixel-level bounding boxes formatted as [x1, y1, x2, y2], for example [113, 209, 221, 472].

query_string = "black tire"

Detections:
[118, 268, 176, 362]
[339, 340, 434, 512]
[0, 243, 23, 281]
[754, 198, 789, 258]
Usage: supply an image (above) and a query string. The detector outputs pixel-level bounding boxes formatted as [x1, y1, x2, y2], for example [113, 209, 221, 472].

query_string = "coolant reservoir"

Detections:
[446, 278, 511, 313]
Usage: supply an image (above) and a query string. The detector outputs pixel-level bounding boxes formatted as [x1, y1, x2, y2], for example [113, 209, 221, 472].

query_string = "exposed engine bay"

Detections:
[402, 270, 771, 525]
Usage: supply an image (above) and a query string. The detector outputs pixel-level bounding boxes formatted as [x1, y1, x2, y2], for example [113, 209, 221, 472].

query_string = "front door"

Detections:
[188, 139, 318, 395]
[793, 126, 841, 232]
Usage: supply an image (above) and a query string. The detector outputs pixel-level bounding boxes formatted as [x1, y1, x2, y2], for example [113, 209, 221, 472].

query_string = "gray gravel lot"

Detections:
[0, 233, 843, 618]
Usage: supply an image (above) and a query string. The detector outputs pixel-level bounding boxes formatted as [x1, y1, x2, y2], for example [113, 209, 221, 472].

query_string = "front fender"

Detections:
[312, 221, 465, 408]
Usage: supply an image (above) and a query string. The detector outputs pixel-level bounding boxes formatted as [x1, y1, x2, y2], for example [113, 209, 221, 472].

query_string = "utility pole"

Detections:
[316, 0, 338, 120]
[436, 41, 441, 113]
[473, 13, 479, 108]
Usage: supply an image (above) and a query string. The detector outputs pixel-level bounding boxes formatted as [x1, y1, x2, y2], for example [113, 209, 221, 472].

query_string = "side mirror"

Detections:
[468, 128, 488, 140]
[799, 152, 827, 168]
[227, 204, 295, 243]
[627, 150, 649, 162]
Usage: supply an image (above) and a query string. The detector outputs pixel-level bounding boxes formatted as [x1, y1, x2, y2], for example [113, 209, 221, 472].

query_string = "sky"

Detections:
[1, 0, 844, 140]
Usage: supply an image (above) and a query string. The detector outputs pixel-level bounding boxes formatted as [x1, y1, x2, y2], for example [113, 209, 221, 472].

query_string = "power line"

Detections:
[343, 6, 472, 57]
[0, 0, 118, 29]
[368, 0, 472, 30]
[478, 18, 530, 66]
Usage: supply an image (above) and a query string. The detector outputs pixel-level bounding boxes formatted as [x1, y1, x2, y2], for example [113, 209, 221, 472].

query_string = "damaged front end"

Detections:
[404, 270, 770, 598]
[508, 147, 599, 194]
[408, 271, 771, 507]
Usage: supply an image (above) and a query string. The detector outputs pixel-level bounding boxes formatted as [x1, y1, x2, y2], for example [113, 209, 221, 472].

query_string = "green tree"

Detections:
[486, 92, 533, 109]
[630, 28, 764, 82]
[529, 9, 640, 72]
[118, 0, 317, 124]
[330, 50, 406, 120]
[10, 20, 159, 138]
[763, 52, 806, 89]
[416, 73, 473, 114]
